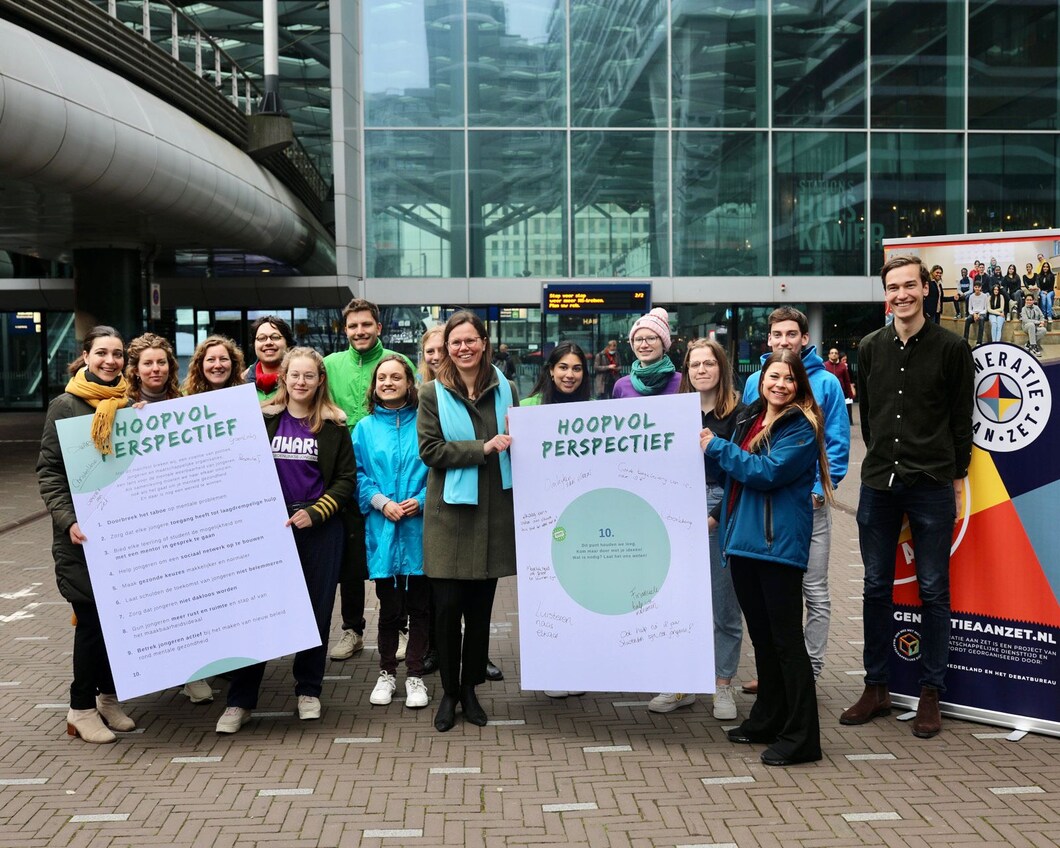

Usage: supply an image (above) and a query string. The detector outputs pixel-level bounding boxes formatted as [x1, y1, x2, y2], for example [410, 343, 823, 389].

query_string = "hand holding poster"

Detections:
[509, 393, 713, 694]
[55, 383, 319, 700]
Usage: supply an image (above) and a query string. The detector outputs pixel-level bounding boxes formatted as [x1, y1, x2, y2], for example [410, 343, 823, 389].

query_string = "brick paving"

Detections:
[0, 411, 1057, 847]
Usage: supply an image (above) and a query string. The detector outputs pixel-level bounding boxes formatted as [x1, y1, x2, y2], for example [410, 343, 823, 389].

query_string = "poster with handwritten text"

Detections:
[55, 383, 319, 700]
[509, 392, 713, 693]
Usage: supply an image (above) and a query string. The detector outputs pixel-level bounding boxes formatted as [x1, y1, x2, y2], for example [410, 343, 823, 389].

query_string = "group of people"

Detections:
[39, 259, 970, 764]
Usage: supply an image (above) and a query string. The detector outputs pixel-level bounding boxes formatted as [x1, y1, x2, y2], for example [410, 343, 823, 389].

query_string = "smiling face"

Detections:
[687, 347, 720, 393]
[446, 320, 485, 374]
[550, 353, 584, 395]
[630, 330, 664, 364]
[202, 344, 233, 389]
[254, 322, 288, 369]
[345, 309, 382, 353]
[883, 263, 928, 322]
[374, 359, 410, 408]
[422, 330, 445, 372]
[767, 319, 808, 354]
[284, 355, 321, 406]
[760, 362, 796, 414]
[137, 347, 170, 393]
[85, 336, 125, 382]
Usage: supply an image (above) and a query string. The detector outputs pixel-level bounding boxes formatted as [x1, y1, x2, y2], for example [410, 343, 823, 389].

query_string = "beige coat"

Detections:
[417, 374, 518, 580]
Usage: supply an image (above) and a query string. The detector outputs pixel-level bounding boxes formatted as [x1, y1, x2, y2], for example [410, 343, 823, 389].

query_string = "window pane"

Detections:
[968, 135, 1060, 233]
[672, 0, 767, 128]
[570, 0, 667, 127]
[673, 132, 768, 275]
[572, 132, 668, 276]
[469, 131, 567, 277]
[364, 0, 463, 127]
[467, 0, 565, 126]
[870, 0, 964, 128]
[869, 133, 964, 270]
[365, 131, 466, 278]
[773, 0, 867, 128]
[773, 131, 867, 275]
[969, 0, 1059, 130]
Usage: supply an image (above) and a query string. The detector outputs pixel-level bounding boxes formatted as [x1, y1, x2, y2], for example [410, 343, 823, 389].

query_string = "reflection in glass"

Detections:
[968, 1, 1058, 130]
[967, 135, 1059, 234]
[673, 132, 768, 275]
[364, 0, 464, 126]
[572, 132, 668, 276]
[570, 0, 667, 127]
[773, 0, 866, 127]
[870, 0, 964, 128]
[672, 0, 767, 128]
[870, 133, 963, 269]
[467, 0, 565, 126]
[469, 131, 567, 277]
[773, 132, 867, 275]
[365, 131, 466, 278]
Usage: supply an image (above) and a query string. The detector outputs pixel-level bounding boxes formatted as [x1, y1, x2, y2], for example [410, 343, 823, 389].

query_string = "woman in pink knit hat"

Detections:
[611, 307, 681, 398]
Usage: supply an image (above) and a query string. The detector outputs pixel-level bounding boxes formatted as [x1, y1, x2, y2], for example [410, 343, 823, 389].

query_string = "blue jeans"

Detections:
[988, 313, 1004, 343]
[857, 482, 955, 692]
[708, 483, 742, 679]
[1041, 290, 1055, 320]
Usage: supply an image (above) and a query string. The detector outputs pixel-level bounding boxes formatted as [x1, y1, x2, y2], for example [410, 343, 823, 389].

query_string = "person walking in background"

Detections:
[612, 308, 681, 399]
[703, 349, 831, 767]
[38, 326, 136, 743]
[841, 255, 973, 739]
[824, 347, 855, 424]
[417, 311, 518, 732]
[244, 315, 294, 401]
[593, 339, 620, 399]
[924, 265, 944, 324]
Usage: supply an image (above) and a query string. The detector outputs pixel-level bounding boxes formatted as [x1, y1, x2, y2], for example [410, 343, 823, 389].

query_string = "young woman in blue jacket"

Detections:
[354, 355, 431, 710]
[701, 349, 832, 767]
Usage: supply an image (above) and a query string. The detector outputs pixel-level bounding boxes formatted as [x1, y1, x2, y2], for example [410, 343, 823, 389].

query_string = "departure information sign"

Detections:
[543, 282, 652, 314]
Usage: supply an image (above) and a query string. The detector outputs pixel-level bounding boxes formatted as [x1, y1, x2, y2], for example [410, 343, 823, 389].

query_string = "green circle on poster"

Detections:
[550, 488, 670, 615]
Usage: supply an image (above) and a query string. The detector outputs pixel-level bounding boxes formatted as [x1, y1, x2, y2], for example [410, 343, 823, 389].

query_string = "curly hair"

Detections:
[181, 335, 245, 395]
[125, 333, 180, 401]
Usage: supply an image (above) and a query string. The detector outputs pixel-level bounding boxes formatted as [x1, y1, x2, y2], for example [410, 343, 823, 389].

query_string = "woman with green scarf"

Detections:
[611, 308, 681, 398]
[37, 326, 136, 744]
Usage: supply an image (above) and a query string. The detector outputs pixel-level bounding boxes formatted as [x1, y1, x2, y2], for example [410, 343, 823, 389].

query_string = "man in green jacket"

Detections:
[324, 299, 412, 659]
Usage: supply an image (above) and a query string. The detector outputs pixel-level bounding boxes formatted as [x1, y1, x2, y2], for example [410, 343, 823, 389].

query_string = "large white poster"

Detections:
[56, 383, 320, 700]
[509, 393, 714, 693]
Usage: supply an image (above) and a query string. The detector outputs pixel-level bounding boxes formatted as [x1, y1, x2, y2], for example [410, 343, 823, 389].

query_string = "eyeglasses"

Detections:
[688, 360, 718, 371]
[448, 337, 483, 350]
[255, 334, 284, 343]
[632, 334, 661, 346]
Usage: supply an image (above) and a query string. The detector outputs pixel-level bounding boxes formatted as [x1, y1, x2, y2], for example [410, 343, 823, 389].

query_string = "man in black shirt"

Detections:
[840, 255, 973, 739]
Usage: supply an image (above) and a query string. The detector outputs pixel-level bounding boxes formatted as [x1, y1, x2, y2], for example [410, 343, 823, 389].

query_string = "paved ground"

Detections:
[0, 410, 1057, 848]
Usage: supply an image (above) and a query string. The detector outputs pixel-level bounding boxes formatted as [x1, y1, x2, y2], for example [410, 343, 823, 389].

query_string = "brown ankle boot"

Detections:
[911, 686, 941, 738]
[839, 684, 891, 725]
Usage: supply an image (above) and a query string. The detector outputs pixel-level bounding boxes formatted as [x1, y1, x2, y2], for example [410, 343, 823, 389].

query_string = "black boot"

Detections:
[421, 648, 439, 676]
[460, 685, 488, 726]
[434, 694, 458, 732]
[485, 659, 503, 682]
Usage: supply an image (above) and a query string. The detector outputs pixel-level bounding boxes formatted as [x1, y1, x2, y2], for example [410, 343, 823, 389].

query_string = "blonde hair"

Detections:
[271, 347, 344, 434]
[126, 333, 180, 401]
[678, 338, 739, 418]
[182, 335, 245, 395]
[419, 325, 445, 383]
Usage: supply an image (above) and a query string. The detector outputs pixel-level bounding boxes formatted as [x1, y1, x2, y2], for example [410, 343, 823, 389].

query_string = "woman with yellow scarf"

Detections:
[37, 326, 136, 743]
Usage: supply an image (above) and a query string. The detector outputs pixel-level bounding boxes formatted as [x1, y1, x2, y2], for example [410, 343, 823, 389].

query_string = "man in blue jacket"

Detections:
[743, 307, 850, 685]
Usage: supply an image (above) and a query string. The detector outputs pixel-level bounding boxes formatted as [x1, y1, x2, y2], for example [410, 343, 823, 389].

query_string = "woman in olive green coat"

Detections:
[417, 311, 518, 732]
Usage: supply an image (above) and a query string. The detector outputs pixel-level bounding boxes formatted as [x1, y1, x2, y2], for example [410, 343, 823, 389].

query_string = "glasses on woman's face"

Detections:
[632, 334, 661, 347]
[448, 336, 483, 351]
[255, 333, 284, 343]
[688, 358, 718, 372]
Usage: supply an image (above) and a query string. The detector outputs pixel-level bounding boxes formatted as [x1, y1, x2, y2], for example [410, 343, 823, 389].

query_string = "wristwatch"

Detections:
[812, 493, 825, 507]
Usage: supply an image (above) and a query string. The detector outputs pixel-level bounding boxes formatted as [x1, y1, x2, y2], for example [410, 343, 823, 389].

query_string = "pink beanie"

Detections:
[628, 307, 672, 351]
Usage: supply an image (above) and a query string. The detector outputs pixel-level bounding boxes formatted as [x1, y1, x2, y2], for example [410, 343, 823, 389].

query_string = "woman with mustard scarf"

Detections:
[37, 326, 136, 743]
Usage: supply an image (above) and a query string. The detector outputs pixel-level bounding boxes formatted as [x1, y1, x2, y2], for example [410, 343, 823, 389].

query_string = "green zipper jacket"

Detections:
[322, 340, 413, 432]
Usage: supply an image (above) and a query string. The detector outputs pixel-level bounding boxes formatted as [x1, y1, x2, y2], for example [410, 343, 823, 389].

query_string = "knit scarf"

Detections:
[254, 361, 280, 395]
[65, 368, 128, 456]
[628, 356, 676, 395]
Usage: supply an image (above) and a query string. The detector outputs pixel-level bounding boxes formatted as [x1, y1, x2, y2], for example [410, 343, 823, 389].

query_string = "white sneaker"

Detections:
[396, 630, 409, 661]
[405, 676, 429, 709]
[647, 693, 697, 713]
[297, 695, 321, 720]
[215, 706, 251, 734]
[330, 630, 364, 660]
[712, 684, 738, 720]
[181, 679, 214, 704]
[370, 671, 397, 705]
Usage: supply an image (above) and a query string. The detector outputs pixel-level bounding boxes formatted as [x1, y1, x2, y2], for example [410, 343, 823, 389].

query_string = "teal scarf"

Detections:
[435, 366, 513, 504]
[629, 356, 676, 395]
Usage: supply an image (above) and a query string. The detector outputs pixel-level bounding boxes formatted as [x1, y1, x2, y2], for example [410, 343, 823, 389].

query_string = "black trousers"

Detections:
[70, 601, 116, 709]
[339, 508, 367, 635]
[729, 555, 821, 761]
[431, 578, 497, 696]
[375, 575, 430, 677]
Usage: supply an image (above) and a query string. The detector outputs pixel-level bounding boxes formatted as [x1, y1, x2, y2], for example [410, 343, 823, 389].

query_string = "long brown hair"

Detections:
[434, 311, 496, 399]
[750, 350, 833, 502]
[68, 325, 124, 376]
[270, 347, 345, 434]
[126, 333, 180, 401]
[181, 335, 246, 395]
[678, 338, 739, 418]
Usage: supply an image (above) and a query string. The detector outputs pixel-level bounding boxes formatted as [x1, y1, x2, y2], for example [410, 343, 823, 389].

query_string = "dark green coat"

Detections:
[417, 375, 518, 581]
